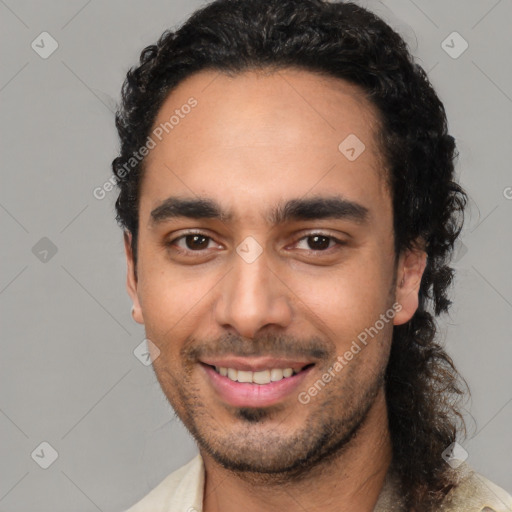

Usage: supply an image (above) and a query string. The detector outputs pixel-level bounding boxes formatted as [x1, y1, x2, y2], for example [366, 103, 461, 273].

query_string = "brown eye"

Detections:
[166, 231, 223, 257]
[165, 232, 224, 261]
[184, 234, 210, 250]
[293, 233, 346, 254]
[306, 235, 332, 250]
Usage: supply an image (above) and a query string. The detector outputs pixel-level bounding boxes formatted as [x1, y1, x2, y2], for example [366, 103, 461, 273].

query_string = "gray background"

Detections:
[1, 0, 511, 510]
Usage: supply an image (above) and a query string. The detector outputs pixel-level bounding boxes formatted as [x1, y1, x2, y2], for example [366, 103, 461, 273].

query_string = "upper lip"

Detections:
[200, 356, 313, 372]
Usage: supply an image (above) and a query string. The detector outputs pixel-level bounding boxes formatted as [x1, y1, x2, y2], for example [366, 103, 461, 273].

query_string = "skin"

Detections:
[124, 68, 427, 512]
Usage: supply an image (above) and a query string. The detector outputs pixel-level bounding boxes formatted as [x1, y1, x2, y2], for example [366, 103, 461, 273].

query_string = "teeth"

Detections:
[237, 370, 252, 383]
[270, 368, 284, 381]
[214, 366, 299, 384]
[253, 370, 271, 384]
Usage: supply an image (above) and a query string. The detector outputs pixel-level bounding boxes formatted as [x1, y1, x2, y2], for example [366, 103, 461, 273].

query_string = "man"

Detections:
[112, 1, 512, 510]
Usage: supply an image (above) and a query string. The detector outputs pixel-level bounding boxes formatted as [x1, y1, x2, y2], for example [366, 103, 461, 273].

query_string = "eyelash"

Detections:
[165, 231, 346, 257]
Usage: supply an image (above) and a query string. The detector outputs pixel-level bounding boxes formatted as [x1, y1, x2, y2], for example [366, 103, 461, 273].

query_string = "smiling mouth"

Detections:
[200, 361, 316, 407]
[204, 363, 314, 385]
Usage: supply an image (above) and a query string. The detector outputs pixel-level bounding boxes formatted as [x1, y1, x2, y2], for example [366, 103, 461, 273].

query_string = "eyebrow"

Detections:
[149, 196, 369, 226]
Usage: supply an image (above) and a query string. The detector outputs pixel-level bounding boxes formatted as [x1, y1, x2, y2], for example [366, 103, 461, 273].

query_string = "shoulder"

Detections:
[123, 455, 204, 512]
[440, 463, 512, 512]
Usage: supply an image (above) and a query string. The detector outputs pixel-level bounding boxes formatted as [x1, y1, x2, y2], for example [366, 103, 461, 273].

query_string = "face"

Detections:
[125, 68, 426, 476]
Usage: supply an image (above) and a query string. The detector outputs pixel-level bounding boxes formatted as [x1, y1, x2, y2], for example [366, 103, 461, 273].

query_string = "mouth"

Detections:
[200, 359, 315, 408]
[209, 364, 311, 384]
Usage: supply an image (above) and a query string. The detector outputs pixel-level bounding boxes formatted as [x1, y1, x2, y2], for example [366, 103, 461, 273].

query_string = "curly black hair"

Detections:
[112, 1, 469, 509]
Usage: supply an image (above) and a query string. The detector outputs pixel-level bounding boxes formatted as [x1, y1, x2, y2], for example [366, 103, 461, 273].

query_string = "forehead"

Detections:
[140, 68, 390, 224]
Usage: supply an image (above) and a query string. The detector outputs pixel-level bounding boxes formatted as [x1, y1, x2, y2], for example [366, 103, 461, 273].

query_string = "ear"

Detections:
[393, 241, 427, 326]
[124, 231, 144, 324]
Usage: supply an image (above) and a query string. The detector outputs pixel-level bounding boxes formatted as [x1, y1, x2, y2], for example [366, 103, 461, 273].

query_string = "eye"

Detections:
[165, 231, 345, 261]
[168, 233, 220, 252]
[294, 234, 344, 251]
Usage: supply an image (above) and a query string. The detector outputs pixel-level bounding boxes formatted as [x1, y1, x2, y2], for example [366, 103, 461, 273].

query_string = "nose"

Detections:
[214, 249, 293, 339]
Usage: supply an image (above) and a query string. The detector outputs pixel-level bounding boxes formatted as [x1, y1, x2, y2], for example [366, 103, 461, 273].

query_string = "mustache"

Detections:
[181, 332, 333, 363]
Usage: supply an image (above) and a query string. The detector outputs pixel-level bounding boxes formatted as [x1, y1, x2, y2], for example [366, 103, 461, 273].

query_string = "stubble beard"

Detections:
[159, 352, 388, 485]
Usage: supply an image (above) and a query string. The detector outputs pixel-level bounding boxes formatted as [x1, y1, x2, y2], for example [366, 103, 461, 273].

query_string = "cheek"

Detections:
[136, 253, 228, 353]
[285, 253, 393, 342]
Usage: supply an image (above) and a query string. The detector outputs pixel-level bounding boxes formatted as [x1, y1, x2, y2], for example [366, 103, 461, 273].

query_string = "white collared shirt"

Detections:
[124, 454, 512, 512]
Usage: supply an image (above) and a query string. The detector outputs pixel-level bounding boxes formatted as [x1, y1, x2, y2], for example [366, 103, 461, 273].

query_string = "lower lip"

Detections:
[201, 363, 313, 408]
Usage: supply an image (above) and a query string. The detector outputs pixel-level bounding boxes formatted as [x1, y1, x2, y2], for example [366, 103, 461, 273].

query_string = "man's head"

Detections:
[112, 0, 467, 508]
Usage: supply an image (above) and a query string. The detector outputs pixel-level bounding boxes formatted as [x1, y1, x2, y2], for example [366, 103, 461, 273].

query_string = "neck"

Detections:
[202, 386, 393, 512]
